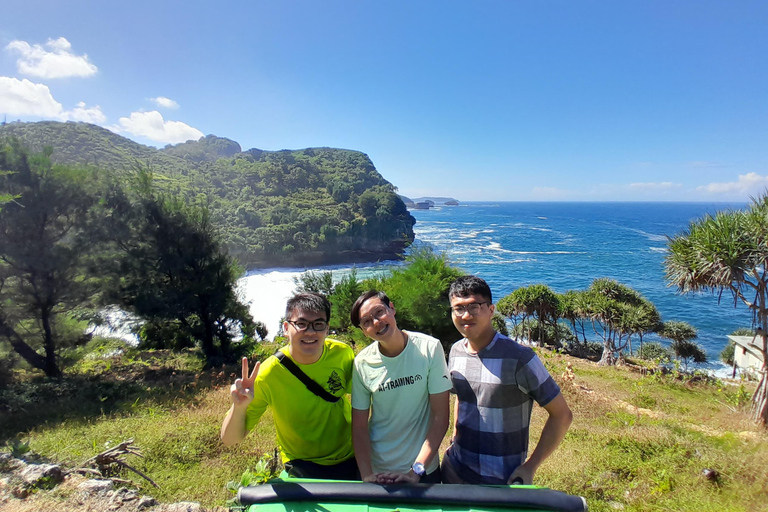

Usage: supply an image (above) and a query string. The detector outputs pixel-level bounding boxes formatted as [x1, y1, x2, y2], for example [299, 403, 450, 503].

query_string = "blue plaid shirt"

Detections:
[446, 332, 561, 485]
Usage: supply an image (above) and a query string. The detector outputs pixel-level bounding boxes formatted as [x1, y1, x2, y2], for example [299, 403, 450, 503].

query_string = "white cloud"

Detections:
[5, 37, 98, 79]
[60, 101, 106, 123]
[150, 96, 179, 109]
[629, 182, 680, 191]
[0, 76, 63, 117]
[0, 77, 105, 123]
[697, 173, 768, 195]
[115, 110, 203, 144]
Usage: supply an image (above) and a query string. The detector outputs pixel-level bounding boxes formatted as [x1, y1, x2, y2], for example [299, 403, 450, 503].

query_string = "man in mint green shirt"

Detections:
[350, 290, 451, 484]
[221, 292, 357, 480]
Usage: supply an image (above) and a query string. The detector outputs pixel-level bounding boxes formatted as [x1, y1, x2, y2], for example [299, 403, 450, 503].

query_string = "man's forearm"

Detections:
[414, 392, 450, 468]
[451, 395, 459, 442]
[352, 409, 374, 479]
[221, 404, 249, 447]
[525, 395, 572, 471]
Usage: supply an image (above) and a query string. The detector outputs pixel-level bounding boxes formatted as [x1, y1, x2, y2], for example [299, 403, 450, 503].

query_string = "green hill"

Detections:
[0, 121, 415, 268]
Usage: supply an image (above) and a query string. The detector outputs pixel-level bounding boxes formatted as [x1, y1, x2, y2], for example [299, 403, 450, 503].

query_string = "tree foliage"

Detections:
[376, 247, 464, 352]
[0, 141, 100, 376]
[665, 194, 768, 425]
[497, 284, 561, 346]
[658, 321, 706, 371]
[99, 171, 254, 363]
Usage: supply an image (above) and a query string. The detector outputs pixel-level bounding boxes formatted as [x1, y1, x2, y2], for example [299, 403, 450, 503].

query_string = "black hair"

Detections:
[285, 292, 331, 321]
[449, 275, 493, 303]
[350, 290, 392, 327]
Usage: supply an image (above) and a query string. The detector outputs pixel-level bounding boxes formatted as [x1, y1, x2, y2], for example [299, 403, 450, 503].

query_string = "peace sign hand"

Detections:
[230, 357, 260, 408]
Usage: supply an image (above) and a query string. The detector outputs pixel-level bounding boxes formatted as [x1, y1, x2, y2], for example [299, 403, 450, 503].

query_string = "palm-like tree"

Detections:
[497, 284, 561, 345]
[658, 321, 706, 372]
[665, 195, 768, 426]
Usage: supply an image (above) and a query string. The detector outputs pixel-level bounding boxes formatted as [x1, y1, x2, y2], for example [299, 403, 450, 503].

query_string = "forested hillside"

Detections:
[0, 121, 415, 267]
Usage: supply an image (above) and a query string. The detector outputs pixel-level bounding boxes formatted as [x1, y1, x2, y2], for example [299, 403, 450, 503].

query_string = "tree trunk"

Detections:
[598, 342, 615, 366]
[40, 305, 62, 377]
[751, 366, 768, 426]
[752, 303, 768, 426]
[0, 315, 58, 376]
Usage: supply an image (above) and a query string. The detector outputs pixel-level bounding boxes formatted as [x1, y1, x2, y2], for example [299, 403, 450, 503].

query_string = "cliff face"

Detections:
[0, 121, 415, 268]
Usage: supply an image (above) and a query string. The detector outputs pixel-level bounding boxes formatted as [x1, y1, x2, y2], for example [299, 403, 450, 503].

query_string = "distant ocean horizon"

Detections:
[240, 200, 750, 373]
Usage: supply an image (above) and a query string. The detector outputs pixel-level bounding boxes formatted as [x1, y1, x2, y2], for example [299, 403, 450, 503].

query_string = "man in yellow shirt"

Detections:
[221, 292, 357, 480]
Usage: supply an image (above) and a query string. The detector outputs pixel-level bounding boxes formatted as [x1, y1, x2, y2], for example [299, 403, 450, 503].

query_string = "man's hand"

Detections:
[389, 471, 420, 484]
[371, 472, 419, 484]
[231, 357, 260, 407]
[507, 462, 534, 485]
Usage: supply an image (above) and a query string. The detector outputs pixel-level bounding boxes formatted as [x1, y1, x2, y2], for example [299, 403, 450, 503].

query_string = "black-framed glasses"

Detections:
[286, 319, 328, 332]
[360, 306, 389, 329]
[450, 302, 489, 316]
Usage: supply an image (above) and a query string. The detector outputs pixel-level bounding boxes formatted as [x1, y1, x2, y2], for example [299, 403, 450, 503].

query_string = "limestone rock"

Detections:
[77, 478, 114, 494]
[137, 495, 158, 509]
[19, 463, 63, 486]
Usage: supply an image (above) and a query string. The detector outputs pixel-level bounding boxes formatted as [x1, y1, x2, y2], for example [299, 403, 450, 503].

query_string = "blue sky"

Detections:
[1, 1, 767, 201]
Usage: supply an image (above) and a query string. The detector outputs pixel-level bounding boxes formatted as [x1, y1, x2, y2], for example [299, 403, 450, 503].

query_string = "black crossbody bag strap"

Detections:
[274, 351, 340, 403]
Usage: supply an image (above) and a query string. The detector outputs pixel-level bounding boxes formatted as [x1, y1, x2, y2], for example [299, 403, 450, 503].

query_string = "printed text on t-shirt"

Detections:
[377, 374, 422, 392]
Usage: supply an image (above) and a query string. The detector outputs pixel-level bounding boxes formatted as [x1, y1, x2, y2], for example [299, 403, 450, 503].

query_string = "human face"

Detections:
[358, 298, 398, 343]
[450, 294, 495, 342]
[284, 309, 328, 364]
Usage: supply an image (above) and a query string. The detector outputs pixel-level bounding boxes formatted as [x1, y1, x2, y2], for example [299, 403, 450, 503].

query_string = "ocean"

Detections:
[240, 201, 751, 372]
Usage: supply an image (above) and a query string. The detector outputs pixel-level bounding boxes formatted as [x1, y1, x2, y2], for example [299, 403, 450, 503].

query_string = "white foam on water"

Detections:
[89, 306, 141, 346]
[237, 263, 397, 340]
[237, 268, 307, 338]
[649, 247, 667, 253]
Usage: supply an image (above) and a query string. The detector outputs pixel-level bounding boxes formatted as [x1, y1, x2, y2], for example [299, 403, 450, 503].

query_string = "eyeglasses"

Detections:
[360, 306, 389, 329]
[450, 302, 489, 316]
[286, 319, 328, 332]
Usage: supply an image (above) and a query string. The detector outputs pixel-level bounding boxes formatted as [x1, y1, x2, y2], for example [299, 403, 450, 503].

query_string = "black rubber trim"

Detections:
[238, 481, 588, 512]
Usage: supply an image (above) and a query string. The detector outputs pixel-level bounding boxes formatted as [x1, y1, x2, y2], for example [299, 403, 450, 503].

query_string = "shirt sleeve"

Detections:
[427, 339, 453, 395]
[244, 371, 271, 432]
[515, 352, 561, 407]
[342, 345, 355, 394]
[351, 359, 372, 410]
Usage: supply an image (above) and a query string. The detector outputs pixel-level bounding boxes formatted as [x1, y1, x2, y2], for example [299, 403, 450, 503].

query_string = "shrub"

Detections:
[638, 341, 672, 362]
[720, 341, 735, 366]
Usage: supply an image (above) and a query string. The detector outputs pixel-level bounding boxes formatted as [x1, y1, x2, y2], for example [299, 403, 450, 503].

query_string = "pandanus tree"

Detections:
[586, 279, 648, 366]
[658, 320, 706, 371]
[665, 195, 768, 426]
[497, 284, 561, 346]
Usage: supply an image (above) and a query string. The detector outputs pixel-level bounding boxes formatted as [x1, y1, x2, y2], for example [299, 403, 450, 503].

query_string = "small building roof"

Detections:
[727, 335, 765, 364]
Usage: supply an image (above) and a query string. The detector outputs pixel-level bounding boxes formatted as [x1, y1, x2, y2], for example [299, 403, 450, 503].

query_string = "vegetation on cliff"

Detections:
[0, 121, 415, 267]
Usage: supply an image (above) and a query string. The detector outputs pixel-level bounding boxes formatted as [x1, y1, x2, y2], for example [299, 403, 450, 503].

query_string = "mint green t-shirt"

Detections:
[351, 331, 451, 474]
[245, 338, 355, 465]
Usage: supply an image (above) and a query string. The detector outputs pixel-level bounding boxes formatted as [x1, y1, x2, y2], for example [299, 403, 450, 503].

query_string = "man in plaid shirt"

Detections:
[441, 276, 572, 485]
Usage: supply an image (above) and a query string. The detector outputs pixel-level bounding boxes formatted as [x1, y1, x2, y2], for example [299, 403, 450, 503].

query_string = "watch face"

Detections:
[412, 462, 425, 476]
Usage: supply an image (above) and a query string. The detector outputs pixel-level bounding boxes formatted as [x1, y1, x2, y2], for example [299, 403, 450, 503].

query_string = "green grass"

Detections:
[2, 345, 767, 511]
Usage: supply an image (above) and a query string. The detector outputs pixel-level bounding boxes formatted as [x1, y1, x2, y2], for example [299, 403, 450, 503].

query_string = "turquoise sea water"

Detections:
[408, 201, 750, 364]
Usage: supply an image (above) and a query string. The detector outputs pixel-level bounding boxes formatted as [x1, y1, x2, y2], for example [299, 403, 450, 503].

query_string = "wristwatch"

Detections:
[411, 462, 425, 477]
